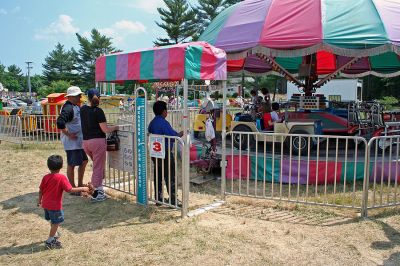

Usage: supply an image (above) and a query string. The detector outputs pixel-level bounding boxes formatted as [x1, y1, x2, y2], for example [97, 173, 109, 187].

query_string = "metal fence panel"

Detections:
[0, 115, 23, 145]
[224, 131, 369, 210]
[366, 136, 400, 211]
[147, 135, 185, 210]
[104, 127, 136, 195]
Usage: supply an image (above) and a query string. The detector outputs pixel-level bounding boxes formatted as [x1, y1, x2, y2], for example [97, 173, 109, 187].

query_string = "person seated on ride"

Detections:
[200, 93, 215, 114]
[261, 103, 274, 131]
[271, 102, 282, 122]
[250, 89, 261, 119]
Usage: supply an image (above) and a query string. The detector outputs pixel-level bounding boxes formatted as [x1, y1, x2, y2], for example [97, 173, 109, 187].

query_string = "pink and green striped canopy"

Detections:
[95, 42, 227, 82]
[199, 0, 400, 77]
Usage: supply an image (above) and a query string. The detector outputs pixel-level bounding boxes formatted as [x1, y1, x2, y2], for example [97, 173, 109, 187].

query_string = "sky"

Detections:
[0, 0, 196, 75]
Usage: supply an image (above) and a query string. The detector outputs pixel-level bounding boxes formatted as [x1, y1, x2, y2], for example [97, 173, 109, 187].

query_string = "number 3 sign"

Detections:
[149, 135, 165, 159]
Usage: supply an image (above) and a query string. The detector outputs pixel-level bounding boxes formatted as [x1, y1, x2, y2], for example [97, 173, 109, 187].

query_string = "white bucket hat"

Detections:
[66, 86, 82, 97]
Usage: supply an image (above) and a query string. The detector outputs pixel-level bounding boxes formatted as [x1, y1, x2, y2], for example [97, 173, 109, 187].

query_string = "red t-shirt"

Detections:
[263, 113, 273, 130]
[39, 173, 72, 210]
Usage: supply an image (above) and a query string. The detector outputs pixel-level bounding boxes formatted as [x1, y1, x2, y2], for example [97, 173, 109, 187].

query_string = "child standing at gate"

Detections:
[38, 155, 89, 249]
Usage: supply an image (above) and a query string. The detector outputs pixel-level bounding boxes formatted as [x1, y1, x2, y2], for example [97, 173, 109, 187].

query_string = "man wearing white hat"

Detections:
[56, 86, 88, 192]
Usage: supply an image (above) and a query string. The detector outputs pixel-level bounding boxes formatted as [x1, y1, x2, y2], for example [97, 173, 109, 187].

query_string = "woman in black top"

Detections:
[81, 89, 118, 202]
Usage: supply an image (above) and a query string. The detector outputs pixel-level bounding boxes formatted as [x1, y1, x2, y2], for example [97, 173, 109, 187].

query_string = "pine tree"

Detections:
[76, 29, 120, 88]
[42, 43, 78, 85]
[3, 65, 24, 92]
[154, 0, 196, 46]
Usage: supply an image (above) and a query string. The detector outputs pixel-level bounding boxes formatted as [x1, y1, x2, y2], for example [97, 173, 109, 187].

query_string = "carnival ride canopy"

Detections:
[199, 0, 400, 79]
[95, 42, 227, 83]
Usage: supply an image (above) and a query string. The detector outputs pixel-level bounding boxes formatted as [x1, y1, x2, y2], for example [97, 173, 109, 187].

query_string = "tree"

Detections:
[193, 0, 242, 38]
[37, 80, 71, 98]
[76, 29, 119, 89]
[154, 0, 196, 46]
[42, 43, 79, 85]
[1, 64, 24, 92]
[7, 64, 23, 77]
[0, 62, 5, 82]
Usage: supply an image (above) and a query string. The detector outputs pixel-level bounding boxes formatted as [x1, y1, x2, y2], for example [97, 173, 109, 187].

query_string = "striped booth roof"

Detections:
[95, 42, 227, 82]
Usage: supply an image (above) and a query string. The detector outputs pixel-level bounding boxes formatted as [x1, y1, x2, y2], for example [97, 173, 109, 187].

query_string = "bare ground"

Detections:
[0, 142, 399, 265]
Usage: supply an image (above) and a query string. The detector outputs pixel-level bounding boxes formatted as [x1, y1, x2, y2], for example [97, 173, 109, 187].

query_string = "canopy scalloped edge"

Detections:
[226, 44, 400, 60]
[340, 71, 400, 78]
[228, 68, 400, 79]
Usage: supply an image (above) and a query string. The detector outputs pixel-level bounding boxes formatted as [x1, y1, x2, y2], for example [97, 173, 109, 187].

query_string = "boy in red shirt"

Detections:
[38, 155, 89, 249]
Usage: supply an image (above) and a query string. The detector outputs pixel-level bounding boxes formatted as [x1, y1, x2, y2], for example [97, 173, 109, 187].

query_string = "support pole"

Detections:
[182, 79, 190, 217]
[255, 54, 305, 88]
[26, 61, 33, 99]
[221, 81, 227, 199]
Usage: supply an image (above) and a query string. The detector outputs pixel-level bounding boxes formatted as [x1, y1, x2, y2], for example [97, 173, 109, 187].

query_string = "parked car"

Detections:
[30, 101, 43, 114]
[10, 99, 28, 107]
[18, 98, 33, 105]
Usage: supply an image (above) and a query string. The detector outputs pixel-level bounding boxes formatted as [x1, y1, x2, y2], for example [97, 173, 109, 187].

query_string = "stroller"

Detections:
[190, 111, 221, 177]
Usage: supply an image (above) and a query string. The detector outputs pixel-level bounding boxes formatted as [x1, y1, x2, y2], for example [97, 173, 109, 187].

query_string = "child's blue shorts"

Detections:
[44, 209, 64, 224]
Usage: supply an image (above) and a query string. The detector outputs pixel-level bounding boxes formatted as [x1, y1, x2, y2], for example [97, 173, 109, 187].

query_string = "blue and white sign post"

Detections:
[135, 87, 147, 205]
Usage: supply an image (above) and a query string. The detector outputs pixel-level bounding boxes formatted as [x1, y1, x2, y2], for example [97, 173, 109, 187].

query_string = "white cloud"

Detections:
[114, 20, 146, 32]
[112, 0, 166, 14]
[98, 20, 147, 45]
[34, 15, 79, 40]
[0, 8, 7, 15]
[133, 0, 165, 14]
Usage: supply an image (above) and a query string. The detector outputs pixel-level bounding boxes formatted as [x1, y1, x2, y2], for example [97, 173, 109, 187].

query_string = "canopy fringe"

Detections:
[340, 71, 400, 78]
[226, 43, 400, 60]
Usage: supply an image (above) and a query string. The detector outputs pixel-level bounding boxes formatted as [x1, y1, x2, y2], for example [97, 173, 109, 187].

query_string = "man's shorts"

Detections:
[66, 149, 88, 166]
[44, 209, 64, 224]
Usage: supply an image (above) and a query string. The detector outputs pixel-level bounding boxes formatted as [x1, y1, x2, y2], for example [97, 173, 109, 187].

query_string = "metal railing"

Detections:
[104, 127, 136, 195]
[364, 136, 400, 215]
[0, 115, 23, 145]
[147, 135, 186, 212]
[224, 131, 369, 211]
[0, 113, 128, 145]
[0, 107, 244, 145]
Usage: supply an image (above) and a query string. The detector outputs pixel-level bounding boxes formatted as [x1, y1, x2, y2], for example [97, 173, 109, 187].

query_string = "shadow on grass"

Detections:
[370, 219, 400, 266]
[0, 242, 45, 256]
[0, 192, 179, 235]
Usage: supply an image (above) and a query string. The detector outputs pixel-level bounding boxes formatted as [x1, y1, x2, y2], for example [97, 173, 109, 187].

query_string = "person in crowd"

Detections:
[250, 89, 261, 119]
[148, 101, 183, 207]
[261, 87, 271, 104]
[119, 98, 124, 111]
[38, 155, 89, 249]
[56, 86, 88, 192]
[261, 103, 274, 131]
[201, 93, 215, 114]
[271, 102, 282, 122]
[80, 89, 119, 202]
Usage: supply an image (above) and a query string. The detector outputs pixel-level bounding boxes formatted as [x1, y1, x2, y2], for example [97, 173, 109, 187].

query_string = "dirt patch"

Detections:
[0, 142, 399, 265]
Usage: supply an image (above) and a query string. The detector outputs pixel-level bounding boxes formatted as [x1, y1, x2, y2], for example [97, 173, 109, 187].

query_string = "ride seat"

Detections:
[371, 104, 400, 135]
[256, 118, 264, 131]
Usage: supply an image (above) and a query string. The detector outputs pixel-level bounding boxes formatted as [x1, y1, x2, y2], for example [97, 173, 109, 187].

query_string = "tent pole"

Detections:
[221, 80, 227, 200]
[182, 79, 190, 217]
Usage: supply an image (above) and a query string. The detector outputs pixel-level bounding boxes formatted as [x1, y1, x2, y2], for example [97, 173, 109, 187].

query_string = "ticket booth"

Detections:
[41, 93, 66, 133]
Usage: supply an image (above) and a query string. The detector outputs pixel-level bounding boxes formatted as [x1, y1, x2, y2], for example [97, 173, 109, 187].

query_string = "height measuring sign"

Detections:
[135, 89, 147, 205]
